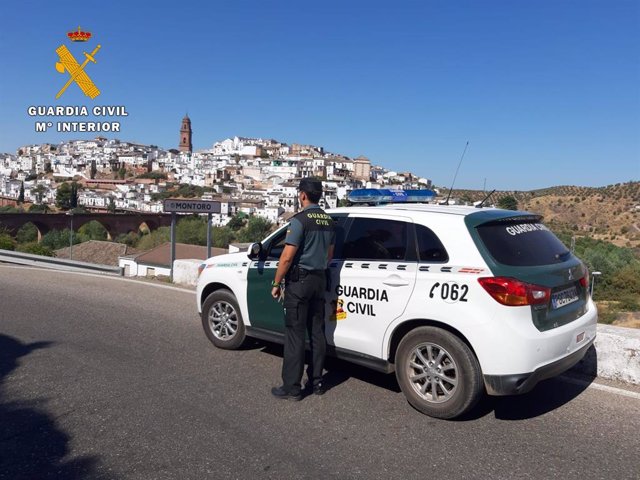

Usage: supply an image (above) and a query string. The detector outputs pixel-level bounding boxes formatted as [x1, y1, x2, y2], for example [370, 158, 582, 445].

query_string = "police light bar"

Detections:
[347, 188, 436, 204]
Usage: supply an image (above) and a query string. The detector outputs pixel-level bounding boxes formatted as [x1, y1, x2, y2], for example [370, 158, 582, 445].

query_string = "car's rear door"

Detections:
[325, 214, 417, 358]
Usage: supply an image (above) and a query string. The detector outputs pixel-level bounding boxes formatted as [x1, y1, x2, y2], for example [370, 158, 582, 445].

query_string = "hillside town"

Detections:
[0, 116, 433, 226]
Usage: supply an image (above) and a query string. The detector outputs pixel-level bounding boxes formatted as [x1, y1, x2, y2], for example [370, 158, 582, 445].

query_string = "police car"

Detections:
[196, 190, 597, 419]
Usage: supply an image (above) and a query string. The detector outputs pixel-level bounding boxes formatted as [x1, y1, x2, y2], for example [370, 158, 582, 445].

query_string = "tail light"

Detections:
[579, 271, 589, 289]
[478, 277, 551, 306]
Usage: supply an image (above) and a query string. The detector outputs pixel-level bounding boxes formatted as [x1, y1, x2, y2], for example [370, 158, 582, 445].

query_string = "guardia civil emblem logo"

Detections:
[55, 26, 101, 99]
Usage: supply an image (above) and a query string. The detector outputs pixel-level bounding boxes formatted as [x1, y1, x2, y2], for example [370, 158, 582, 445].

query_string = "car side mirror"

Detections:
[248, 242, 262, 259]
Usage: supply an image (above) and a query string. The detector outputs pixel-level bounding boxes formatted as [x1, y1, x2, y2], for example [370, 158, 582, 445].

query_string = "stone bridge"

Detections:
[0, 213, 174, 239]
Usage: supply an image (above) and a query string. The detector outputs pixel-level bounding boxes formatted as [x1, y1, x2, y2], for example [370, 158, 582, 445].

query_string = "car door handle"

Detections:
[383, 276, 410, 287]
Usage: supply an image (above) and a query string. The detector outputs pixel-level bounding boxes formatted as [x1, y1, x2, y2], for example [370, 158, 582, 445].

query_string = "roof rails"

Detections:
[347, 188, 436, 205]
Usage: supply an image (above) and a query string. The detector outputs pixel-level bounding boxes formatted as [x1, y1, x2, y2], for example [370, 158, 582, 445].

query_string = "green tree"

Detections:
[137, 171, 167, 180]
[115, 231, 139, 247]
[90, 160, 97, 179]
[0, 205, 23, 213]
[212, 226, 236, 248]
[56, 183, 73, 210]
[32, 184, 47, 204]
[497, 195, 518, 210]
[77, 220, 108, 242]
[107, 197, 116, 213]
[227, 214, 245, 231]
[136, 227, 170, 251]
[70, 182, 78, 209]
[176, 216, 207, 245]
[237, 216, 273, 243]
[42, 229, 81, 250]
[0, 233, 15, 250]
[17, 182, 25, 204]
[15, 223, 38, 244]
[28, 203, 51, 213]
[118, 167, 126, 180]
[16, 242, 54, 257]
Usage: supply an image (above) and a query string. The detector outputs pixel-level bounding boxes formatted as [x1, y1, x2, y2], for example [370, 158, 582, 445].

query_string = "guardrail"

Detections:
[0, 249, 124, 276]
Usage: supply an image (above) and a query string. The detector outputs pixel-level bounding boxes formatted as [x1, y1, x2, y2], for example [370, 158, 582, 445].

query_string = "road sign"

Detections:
[163, 199, 221, 214]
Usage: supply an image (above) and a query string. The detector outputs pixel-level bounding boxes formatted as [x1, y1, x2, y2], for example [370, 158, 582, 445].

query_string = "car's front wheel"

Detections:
[201, 290, 246, 350]
[395, 326, 483, 419]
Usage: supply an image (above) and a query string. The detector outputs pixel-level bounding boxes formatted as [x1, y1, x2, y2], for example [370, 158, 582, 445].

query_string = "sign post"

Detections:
[170, 212, 176, 282]
[163, 199, 221, 281]
[206, 213, 212, 259]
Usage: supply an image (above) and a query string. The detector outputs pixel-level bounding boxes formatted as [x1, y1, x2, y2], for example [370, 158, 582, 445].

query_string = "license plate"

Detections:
[552, 286, 579, 309]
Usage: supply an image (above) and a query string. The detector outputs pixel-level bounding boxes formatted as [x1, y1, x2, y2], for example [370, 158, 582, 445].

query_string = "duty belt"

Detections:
[287, 265, 325, 281]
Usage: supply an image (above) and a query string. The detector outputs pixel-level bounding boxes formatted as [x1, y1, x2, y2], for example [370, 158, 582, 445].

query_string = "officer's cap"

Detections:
[298, 177, 323, 194]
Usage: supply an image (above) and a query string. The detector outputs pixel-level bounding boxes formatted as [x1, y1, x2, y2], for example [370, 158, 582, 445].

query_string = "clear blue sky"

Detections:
[0, 0, 638, 190]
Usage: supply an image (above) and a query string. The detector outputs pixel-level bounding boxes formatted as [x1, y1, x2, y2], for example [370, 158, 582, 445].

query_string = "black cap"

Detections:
[298, 177, 323, 194]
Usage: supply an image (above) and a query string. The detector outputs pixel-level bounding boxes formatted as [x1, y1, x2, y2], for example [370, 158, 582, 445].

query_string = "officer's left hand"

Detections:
[271, 286, 281, 299]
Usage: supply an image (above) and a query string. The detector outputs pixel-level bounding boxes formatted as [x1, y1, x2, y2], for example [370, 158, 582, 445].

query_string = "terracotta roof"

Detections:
[130, 242, 227, 268]
[56, 240, 138, 266]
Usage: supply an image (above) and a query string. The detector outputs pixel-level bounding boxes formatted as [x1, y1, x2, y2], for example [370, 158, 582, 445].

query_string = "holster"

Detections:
[287, 265, 300, 282]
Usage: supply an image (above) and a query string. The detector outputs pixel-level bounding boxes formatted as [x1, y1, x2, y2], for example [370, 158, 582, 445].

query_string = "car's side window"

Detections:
[265, 215, 347, 261]
[342, 217, 408, 261]
[415, 224, 449, 263]
[266, 229, 287, 260]
[330, 215, 347, 260]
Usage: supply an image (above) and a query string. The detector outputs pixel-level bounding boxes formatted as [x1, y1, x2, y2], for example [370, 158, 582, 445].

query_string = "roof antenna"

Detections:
[443, 141, 469, 205]
[476, 189, 496, 208]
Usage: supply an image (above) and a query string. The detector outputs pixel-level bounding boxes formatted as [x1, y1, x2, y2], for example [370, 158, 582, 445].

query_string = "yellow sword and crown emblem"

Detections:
[55, 26, 101, 99]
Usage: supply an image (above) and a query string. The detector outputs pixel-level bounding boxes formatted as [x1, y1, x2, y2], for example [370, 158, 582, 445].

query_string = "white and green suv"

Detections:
[196, 204, 597, 419]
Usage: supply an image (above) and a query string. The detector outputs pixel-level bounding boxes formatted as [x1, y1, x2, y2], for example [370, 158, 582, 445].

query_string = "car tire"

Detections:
[201, 290, 246, 350]
[395, 326, 483, 419]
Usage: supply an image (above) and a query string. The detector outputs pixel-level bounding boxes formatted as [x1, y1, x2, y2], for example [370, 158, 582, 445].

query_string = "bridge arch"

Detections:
[0, 213, 173, 243]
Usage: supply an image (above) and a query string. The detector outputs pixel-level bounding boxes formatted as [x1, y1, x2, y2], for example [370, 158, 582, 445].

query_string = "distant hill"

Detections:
[441, 181, 640, 249]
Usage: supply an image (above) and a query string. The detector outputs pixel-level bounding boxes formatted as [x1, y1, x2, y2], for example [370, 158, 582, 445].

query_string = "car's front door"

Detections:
[246, 227, 288, 333]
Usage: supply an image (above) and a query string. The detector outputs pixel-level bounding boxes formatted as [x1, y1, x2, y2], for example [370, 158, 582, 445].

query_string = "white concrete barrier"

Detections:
[574, 324, 640, 385]
[173, 259, 202, 287]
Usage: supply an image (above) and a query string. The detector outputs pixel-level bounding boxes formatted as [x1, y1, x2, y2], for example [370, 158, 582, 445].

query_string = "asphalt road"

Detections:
[1, 265, 639, 480]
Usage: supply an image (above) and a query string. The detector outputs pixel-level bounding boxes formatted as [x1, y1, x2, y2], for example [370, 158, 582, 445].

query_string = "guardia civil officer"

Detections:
[270, 177, 335, 401]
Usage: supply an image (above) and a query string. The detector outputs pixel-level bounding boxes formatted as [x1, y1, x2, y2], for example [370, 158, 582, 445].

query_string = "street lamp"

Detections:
[590, 271, 602, 298]
[66, 211, 74, 260]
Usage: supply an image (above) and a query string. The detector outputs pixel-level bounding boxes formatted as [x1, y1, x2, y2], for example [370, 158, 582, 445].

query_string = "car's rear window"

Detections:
[476, 220, 570, 266]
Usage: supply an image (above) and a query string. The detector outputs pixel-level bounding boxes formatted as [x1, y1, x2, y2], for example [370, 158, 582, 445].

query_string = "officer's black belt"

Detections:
[287, 265, 325, 281]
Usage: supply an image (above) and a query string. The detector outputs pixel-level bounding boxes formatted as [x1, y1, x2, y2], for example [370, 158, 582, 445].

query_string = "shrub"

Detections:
[176, 216, 207, 246]
[15, 222, 39, 244]
[16, 242, 54, 257]
[0, 233, 15, 250]
[41, 229, 81, 250]
[136, 227, 170, 251]
[115, 232, 139, 247]
[77, 220, 108, 242]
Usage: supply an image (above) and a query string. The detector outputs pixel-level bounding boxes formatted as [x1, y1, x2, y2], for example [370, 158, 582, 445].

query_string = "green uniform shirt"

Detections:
[285, 204, 335, 270]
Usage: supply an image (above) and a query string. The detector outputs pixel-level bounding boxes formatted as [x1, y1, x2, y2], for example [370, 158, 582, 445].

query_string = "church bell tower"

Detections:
[179, 115, 192, 153]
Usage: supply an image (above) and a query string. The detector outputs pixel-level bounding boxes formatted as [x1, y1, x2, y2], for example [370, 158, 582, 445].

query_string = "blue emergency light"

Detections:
[347, 188, 436, 204]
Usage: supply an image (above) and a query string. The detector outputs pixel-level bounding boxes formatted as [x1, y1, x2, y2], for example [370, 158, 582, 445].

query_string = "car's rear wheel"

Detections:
[395, 326, 483, 419]
[201, 290, 246, 350]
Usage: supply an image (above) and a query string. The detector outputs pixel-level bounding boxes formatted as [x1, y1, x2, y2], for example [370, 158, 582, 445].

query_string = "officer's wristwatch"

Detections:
[271, 280, 281, 288]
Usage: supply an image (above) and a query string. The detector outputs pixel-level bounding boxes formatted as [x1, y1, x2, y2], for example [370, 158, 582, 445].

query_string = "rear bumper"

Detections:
[483, 337, 594, 396]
